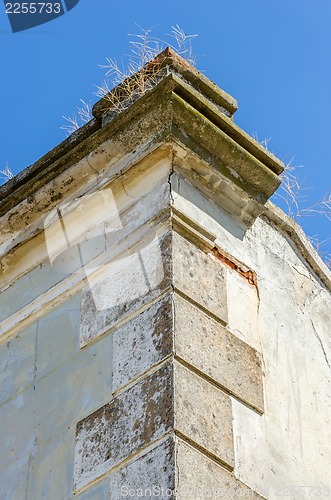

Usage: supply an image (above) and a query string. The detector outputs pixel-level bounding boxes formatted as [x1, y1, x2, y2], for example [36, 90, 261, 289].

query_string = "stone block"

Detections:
[74, 359, 235, 492]
[174, 294, 264, 412]
[74, 363, 174, 492]
[173, 232, 227, 324]
[108, 437, 175, 499]
[174, 362, 234, 469]
[80, 231, 172, 346]
[112, 294, 173, 392]
[176, 437, 265, 499]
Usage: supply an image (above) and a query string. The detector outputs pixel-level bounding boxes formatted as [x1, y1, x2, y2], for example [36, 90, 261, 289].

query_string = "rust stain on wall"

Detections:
[211, 247, 258, 288]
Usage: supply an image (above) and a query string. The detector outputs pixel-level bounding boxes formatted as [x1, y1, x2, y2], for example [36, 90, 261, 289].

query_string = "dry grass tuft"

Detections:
[62, 25, 198, 135]
[0, 162, 14, 184]
[61, 100, 93, 136]
[253, 133, 331, 269]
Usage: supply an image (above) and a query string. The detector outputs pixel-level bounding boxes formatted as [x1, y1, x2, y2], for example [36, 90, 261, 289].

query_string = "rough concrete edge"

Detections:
[170, 73, 283, 176]
[264, 200, 331, 292]
[92, 47, 238, 119]
[156, 48, 238, 116]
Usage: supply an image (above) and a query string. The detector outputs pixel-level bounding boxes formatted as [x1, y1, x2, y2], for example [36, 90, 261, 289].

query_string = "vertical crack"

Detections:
[86, 155, 99, 177]
[168, 150, 175, 205]
[174, 434, 181, 498]
[311, 320, 330, 369]
[168, 171, 174, 204]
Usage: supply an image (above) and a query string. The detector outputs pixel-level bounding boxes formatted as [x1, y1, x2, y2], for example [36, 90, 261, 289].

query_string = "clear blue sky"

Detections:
[1, 0, 330, 255]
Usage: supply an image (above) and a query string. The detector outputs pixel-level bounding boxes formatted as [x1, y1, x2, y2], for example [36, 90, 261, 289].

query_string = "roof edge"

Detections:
[0, 69, 283, 216]
[92, 47, 238, 119]
[264, 201, 331, 292]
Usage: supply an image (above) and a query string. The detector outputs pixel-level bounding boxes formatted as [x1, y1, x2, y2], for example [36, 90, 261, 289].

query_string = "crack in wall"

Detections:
[168, 151, 175, 204]
[121, 176, 136, 199]
[86, 155, 99, 177]
[311, 319, 330, 369]
[175, 436, 180, 496]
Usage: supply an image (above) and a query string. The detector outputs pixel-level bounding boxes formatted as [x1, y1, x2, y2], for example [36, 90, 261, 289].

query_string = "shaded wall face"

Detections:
[0, 150, 330, 500]
[0, 154, 173, 499]
[0, 295, 113, 499]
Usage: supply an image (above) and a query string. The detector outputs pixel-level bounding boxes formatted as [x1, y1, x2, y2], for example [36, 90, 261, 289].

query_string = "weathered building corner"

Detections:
[0, 49, 330, 500]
